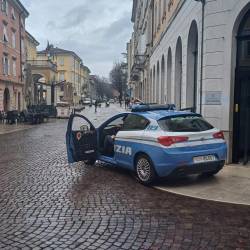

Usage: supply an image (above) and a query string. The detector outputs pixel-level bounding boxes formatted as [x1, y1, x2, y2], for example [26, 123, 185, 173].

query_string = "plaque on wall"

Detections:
[205, 91, 222, 105]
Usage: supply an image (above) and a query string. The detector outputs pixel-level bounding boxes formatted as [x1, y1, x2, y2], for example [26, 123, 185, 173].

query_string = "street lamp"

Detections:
[194, 0, 206, 115]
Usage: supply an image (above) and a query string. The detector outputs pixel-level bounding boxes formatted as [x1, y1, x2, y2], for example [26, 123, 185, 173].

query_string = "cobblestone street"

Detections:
[0, 105, 250, 250]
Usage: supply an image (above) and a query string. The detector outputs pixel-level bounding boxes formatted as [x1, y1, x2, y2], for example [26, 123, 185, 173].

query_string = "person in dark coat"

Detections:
[94, 100, 98, 113]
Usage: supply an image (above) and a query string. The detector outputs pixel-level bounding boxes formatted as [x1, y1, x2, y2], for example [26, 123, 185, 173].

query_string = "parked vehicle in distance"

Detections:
[109, 99, 115, 104]
[83, 98, 91, 105]
[128, 98, 143, 109]
[66, 104, 227, 185]
[56, 102, 71, 119]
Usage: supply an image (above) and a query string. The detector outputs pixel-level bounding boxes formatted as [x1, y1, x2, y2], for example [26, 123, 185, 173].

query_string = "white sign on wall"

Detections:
[205, 91, 222, 105]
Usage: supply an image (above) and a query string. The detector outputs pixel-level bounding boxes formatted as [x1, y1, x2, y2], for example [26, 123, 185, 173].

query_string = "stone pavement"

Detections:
[154, 164, 250, 206]
[0, 123, 33, 135]
[0, 104, 250, 249]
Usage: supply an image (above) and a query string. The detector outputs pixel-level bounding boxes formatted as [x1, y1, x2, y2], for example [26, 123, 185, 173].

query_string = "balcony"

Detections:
[27, 60, 57, 72]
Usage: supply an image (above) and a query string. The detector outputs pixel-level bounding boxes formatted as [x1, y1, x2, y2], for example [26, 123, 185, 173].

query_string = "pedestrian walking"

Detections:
[94, 100, 98, 113]
[119, 97, 122, 107]
[125, 97, 129, 110]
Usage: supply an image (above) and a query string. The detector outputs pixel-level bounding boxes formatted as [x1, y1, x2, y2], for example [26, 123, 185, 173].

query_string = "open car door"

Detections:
[66, 114, 97, 164]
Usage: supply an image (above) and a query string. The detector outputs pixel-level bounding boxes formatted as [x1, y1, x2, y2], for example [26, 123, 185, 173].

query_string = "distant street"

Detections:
[0, 104, 250, 249]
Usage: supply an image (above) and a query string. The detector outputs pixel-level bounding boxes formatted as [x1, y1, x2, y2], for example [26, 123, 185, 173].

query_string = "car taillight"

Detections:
[157, 136, 189, 147]
[213, 131, 224, 140]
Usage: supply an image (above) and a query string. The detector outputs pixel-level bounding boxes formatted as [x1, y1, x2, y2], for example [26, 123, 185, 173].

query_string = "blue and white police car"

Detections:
[66, 104, 227, 185]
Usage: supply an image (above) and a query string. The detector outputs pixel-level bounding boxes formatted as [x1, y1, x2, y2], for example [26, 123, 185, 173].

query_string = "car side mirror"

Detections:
[80, 125, 89, 132]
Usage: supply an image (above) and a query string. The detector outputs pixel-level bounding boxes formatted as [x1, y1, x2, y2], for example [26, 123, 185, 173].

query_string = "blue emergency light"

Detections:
[131, 104, 176, 112]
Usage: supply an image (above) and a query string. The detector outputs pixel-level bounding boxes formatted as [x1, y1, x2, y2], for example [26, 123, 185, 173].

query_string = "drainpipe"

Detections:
[195, 0, 205, 114]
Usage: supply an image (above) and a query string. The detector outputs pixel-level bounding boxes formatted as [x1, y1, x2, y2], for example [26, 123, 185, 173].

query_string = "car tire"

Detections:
[85, 159, 96, 165]
[135, 154, 156, 185]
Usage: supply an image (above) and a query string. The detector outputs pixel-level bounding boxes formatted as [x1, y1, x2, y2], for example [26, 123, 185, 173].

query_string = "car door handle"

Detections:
[235, 104, 239, 113]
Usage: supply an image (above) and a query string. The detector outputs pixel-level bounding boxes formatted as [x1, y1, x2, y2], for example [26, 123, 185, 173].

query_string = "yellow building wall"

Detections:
[37, 52, 88, 105]
[25, 38, 38, 61]
[53, 54, 83, 104]
[153, 0, 181, 46]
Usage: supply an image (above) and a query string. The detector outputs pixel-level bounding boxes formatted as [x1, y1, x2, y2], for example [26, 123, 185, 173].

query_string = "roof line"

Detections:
[14, 0, 29, 17]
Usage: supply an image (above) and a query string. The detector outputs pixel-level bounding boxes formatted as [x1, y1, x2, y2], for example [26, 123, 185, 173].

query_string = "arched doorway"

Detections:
[175, 37, 182, 109]
[3, 88, 10, 112]
[233, 9, 250, 163]
[186, 20, 198, 111]
[167, 47, 172, 103]
[161, 55, 165, 104]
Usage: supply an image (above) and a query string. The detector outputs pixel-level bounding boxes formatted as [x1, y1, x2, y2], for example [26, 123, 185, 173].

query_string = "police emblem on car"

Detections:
[66, 104, 227, 185]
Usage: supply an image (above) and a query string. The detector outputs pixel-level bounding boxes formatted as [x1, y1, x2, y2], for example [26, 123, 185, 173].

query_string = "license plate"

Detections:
[193, 155, 217, 163]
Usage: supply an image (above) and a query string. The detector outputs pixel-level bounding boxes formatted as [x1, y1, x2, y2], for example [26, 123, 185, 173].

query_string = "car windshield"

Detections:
[158, 115, 214, 132]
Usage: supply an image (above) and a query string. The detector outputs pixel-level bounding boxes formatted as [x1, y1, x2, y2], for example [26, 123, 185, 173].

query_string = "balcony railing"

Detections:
[27, 60, 57, 71]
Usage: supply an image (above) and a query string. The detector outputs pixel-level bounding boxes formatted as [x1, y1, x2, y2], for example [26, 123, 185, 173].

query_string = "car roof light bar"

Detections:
[131, 104, 176, 112]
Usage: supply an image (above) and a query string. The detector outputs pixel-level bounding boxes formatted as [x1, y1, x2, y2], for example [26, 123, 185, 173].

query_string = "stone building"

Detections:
[37, 45, 88, 106]
[25, 34, 57, 106]
[0, 0, 29, 112]
[80, 65, 91, 100]
[128, 0, 250, 163]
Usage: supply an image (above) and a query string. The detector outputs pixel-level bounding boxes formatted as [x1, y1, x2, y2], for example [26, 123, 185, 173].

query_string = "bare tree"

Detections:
[94, 76, 114, 100]
[109, 62, 128, 99]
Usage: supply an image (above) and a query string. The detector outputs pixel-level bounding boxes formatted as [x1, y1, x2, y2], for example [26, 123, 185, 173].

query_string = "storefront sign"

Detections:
[205, 91, 222, 105]
[0, 90, 3, 111]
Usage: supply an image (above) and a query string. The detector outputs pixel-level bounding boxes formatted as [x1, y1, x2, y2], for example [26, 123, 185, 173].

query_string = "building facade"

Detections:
[80, 64, 91, 100]
[37, 46, 88, 106]
[128, 0, 250, 163]
[128, 0, 152, 101]
[25, 35, 58, 106]
[89, 75, 98, 100]
[0, 0, 29, 112]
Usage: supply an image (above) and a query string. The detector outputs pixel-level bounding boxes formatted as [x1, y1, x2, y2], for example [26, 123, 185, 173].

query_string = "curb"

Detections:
[0, 126, 34, 136]
[153, 185, 250, 207]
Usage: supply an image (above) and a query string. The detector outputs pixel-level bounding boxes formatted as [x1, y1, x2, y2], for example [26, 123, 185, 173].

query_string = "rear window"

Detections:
[158, 115, 214, 132]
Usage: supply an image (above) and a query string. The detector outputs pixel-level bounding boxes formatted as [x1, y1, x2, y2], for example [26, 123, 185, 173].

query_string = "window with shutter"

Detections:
[1, 0, 6, 13]
[5, 0, 8, 15]
[11, 7, 15, 20]
[3, 25, 8, 43]
[12, 31, 15, 48]
[59, 72, 65, 81]
[2, 57, 5, 75]
[20, 18, 24, 28]
[3, 56, 8, 75]
[13, 60, 16, 77]
[7, 59, 10, 75]
[21, 39, 25, 54]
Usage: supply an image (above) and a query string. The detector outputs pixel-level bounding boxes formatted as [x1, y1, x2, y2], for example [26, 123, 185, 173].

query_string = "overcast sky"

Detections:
[22, 0, 133, 77]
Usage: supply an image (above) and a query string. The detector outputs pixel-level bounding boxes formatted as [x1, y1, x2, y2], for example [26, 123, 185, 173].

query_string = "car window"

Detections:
[122, 114, 149, 131]
[158, 115, 214, 132]
[72, 117, 93, 132]
[107, 116, 126, 127]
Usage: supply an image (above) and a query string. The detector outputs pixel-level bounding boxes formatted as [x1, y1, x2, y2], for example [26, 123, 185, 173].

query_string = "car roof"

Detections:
[132, 110, 196, 121]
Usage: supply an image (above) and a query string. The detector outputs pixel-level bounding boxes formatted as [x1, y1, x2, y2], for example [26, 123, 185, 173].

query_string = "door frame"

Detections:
[233, 9, 250, 162]
[66, 114, 97, 163]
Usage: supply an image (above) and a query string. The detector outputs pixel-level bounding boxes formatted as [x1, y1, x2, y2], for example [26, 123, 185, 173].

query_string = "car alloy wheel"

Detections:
[136, 155, 156, 185]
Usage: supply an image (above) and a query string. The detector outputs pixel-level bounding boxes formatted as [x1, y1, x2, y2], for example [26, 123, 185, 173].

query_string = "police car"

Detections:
[66, 104, 227, 185]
